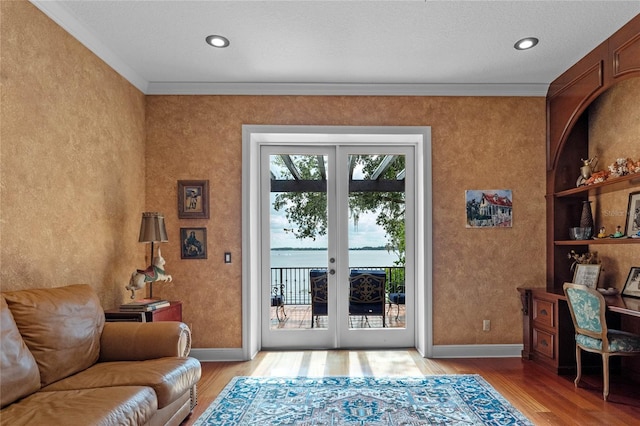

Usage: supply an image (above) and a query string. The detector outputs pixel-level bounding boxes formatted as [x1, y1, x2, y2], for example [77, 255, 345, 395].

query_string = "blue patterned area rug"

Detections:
[193, 375, 533, 425]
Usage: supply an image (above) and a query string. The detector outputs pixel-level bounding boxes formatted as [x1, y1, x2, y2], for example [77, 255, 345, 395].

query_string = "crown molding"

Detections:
[146, 82, 549, 97]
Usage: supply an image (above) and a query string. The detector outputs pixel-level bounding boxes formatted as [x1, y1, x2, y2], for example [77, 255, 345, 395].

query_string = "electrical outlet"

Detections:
[483, 320, 490, 332]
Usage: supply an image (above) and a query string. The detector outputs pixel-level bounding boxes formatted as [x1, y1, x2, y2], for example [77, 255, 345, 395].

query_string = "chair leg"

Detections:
[574, 345, 582, 388]
[602, 354, 610, 401]
[273, 303, 286, 322]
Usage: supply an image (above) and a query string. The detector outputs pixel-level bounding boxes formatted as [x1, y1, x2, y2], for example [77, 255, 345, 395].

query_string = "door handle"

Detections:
[330, 258, 335, 263]
[329, 269, 335, 275]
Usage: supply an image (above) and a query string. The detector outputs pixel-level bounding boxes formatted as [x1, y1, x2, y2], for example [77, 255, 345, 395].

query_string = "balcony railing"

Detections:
[271, 266, 405, 305]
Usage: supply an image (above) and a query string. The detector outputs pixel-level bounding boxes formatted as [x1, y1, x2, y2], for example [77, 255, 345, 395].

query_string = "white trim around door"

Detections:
[242, 125, 433, 359]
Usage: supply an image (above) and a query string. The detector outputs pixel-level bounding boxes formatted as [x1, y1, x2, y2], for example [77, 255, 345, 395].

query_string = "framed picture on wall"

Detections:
[572, 264, 601, 289]
[465, 189, 513, 228]
[625, 191, 640, 237]
[621, 267, 640, 298]
[178, 180, 209, 219]
[180, 227, 207, 259]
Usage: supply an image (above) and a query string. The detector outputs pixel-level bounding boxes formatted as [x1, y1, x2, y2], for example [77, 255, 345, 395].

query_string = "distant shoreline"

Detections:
[271, 247, 388, 251]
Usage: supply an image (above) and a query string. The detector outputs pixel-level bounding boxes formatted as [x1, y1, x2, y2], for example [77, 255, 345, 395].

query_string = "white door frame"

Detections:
[242, 125, 433, 359]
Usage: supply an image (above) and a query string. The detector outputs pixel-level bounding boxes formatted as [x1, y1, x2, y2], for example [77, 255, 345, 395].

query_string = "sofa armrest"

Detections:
[99, 321, 192, 362]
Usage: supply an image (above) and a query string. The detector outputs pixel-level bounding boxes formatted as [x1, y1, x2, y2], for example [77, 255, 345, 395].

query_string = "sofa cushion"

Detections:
[0, 296, 41, 408]
[42, 357, 202, 409]
[2, 284, 104, 386]
[0, 386, 157, 426]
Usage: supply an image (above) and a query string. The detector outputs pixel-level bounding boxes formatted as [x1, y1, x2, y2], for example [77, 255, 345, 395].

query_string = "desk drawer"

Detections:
[533, 328, 555, 359]
[533, 298, 555, 328]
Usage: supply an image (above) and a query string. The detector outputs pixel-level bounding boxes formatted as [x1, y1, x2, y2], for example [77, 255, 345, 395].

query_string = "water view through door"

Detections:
[262, 145, 414, 349]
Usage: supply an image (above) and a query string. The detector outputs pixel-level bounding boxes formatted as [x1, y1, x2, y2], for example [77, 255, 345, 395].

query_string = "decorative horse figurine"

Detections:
[126, 248, 173, 299]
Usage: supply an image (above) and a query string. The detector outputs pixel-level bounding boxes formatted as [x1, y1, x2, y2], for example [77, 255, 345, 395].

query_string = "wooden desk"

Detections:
[605, 295, 640, 381]
[518, 288, 640, 375]
[606, 296, 640, 318]
[105, 301, 182, 322]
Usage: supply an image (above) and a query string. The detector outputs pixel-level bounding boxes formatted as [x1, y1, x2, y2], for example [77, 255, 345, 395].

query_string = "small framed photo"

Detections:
[181, 227, 207, 259]
[178, 180, 209, 219]
[621, 267, 640, 298]
[625, 191, 640, 237]
[572, 264, 601, 289]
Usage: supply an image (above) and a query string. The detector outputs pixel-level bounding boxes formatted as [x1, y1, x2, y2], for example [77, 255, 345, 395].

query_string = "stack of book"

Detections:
[120, 299, 170, 312]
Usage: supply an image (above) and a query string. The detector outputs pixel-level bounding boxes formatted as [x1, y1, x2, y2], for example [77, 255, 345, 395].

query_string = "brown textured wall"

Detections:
[0, 1, 146, 306]
[588, 77, 640, 288]
[146, 95, 547, 348]
[2, 1, 548, 349]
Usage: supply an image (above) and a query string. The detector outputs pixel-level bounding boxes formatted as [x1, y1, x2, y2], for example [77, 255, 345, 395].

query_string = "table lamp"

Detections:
[138, 212, 168, 298]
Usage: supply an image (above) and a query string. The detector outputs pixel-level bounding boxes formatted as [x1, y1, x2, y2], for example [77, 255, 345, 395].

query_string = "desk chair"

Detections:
[349, 270, 386, 327]
[563, 283, 640, 400]
[310, 270, 327, 328]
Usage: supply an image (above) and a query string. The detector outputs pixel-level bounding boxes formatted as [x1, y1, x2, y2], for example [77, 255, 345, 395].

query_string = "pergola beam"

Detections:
[316, 155, 326, 181]
[370, 155, 397, 180]
[280, 155, 302, 180]
[271, 179, 404, 193]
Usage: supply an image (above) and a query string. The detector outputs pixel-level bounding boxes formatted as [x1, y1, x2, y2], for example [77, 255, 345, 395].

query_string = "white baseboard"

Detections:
[190, 348, 247, 362]
[190, 344, 524, 362]
[430, 344, 523, 358]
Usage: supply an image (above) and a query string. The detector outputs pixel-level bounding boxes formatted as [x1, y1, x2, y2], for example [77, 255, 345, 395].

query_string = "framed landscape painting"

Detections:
[465, 190, 513, 228]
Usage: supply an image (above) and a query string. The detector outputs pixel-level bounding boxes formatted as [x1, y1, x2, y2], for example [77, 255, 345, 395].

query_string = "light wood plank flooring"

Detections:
[181, 350, 640, 425]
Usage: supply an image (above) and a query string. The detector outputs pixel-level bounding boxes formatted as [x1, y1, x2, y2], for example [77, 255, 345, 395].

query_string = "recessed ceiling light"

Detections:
[514, 37, 539, 50]
[205, 35, 230, 48]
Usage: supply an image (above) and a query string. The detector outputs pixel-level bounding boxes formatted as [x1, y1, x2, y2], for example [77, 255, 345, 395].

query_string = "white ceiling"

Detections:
[31, 1, 640, 96]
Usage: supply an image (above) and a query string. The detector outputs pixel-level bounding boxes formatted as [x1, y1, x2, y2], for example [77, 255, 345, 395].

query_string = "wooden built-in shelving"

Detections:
[554, 238, 640, 246]
[554, 173, 640, 198]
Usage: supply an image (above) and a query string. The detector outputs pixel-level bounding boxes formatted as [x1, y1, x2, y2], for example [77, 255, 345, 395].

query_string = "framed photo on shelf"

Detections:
[625, 191, 640, 237]
[180, 227, 207, 259]
[621, 267, 640, 298]
[178, 180, 209, 219]
[572, 264, 601, 289]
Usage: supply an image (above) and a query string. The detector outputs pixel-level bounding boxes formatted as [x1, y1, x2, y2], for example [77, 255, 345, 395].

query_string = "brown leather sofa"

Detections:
[0, 284, 201, 426]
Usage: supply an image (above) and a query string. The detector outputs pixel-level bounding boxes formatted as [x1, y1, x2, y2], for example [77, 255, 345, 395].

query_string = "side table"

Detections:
[105, 301, 182, 323]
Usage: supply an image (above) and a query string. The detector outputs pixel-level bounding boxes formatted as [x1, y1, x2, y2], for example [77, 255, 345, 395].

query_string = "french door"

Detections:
[260, 143, 415, 349]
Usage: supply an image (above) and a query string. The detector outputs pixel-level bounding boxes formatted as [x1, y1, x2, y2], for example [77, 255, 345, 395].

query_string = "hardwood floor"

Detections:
[181, 350, 640, 425]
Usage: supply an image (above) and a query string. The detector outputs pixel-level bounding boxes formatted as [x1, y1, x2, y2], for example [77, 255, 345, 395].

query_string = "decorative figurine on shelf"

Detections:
[612, 225, 625, 238]
[125, 248, 173, 299]
[576, 156, 598, 187]
[597, 227, 607, 239]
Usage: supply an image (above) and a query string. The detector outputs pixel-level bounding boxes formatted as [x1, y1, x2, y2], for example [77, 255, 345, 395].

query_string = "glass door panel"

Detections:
[346, 154, 406, 330]
[337, 145, 414, 349]
[269, 153, 329, 331]
[261, 143, 414, 349]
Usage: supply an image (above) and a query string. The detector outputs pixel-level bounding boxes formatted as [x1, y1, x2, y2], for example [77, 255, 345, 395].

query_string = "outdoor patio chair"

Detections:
[271, 283, 286, 322]
[310, 269, 328, 328]
[563, 282, 640, 401]
[349, 270, 386, 327]
[388, 284, 405, 320]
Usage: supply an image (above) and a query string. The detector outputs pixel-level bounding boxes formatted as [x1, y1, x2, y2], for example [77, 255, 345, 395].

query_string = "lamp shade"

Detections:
[138, 212, 168, 243]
